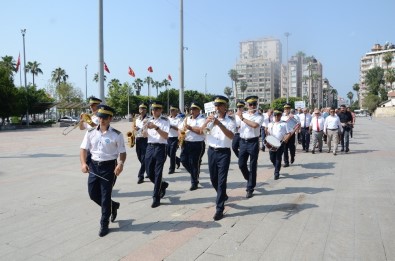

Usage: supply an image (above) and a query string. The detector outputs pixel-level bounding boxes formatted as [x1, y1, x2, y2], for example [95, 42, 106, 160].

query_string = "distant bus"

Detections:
[354, 109, 368, 117]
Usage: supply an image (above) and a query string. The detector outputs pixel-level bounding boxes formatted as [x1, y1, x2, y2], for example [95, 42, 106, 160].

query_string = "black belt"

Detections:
[136, 137, 147, 140]
[148, 143, 166, 146]
[91, 159, 116, 166]
[301, 127, 309, 129]
[241, 137, 259, 142]
[209, 146, 230, 151]
[313, 130, 323, 132]
[328, 128, 338, 131]
[184, 140, 205, 143]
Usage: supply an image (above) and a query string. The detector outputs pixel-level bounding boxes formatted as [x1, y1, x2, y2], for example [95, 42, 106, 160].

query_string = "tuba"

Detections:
[126, 114, 137, 148]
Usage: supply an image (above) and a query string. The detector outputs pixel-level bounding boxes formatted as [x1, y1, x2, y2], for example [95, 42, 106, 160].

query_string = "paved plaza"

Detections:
[0, 117, 395, 260]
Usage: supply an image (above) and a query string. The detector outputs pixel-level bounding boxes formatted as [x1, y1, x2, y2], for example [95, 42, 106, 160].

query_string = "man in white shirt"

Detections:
[323, 107, 343, 155]
[167, 105, 181, 174]
[299, 108, 312, 152]
[309, 109, 325, 154]
[232, 100, 245, 158]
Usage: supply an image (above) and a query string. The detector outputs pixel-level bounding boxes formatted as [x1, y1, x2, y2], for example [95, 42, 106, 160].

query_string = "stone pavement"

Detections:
[0, 117, 394, 260]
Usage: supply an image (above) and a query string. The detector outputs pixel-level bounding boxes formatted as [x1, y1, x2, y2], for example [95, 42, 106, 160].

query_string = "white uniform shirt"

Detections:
[262, 113, 273, 128]
[234, 114, 242, 133]
[136, 115, 149, 138]
[147, 116, 170, 144]
[80, 126, 126, 161]
[179, 114, 206, 142]
[267, 121, 289, 141]
[324, 115, 343, 133]
[168, 116, 181, 138]
[310, 116, 325, 132]
[239, 111, 264, 139]
[206, 115, 236, 148]
[299, 113, 312, 128]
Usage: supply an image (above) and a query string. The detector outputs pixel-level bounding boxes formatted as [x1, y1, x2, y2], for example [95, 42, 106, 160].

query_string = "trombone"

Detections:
[62, 114, 93, 135]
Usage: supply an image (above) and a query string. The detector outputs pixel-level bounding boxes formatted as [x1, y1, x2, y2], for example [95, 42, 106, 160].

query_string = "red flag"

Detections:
[128, 66, 135, 77]
[104, 62, 110, 73]
[16, 53, 21, 72]
[147, 66, 153, 73]
[168, 74, 172, 81]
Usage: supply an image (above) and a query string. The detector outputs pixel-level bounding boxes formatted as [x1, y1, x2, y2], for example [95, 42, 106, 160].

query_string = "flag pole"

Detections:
[179, 0, 184, 113]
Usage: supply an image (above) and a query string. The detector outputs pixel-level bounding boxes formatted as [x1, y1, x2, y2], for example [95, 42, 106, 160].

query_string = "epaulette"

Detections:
[88, 128, 95, 132]
[111, 128, 121, 135]
[160, 116, 169, 121]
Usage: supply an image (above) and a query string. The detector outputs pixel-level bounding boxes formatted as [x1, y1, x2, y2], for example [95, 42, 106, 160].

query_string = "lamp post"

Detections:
[284, 32, 290, 103]
[21, 29, 29, 127]
[85, 64, 88, 102]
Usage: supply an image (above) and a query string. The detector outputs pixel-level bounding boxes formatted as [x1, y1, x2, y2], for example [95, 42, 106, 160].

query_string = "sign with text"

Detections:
[204, 102, 215, 114]
[294, 101, 306, 109]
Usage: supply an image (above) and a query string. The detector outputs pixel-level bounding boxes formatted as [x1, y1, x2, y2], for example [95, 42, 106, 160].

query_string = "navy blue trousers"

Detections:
[180, 141, 205, 186]
[167, 137, 180, 172]
[145, 143, 167, 201]
[136, 137, 148, 179]
[238, 137, 259, 192]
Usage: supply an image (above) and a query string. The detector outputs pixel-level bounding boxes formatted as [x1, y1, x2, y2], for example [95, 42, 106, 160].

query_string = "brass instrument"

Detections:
[178, 114, 189, 148]
[204, 110, 218, 134]
[127, 114, 137, 148]
[62, 113, 93, 135]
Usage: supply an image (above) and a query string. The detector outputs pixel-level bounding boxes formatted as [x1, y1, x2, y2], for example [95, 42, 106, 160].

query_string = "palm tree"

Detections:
[352, 83, 360, 104]
[239, 80, 248, 99]
[51, 67, 69, 86]
[25, 61, 43, 86]
[223, 86, 232, 98]
[152, 80, 162, 97]
[385, 68, 395, 90]
[144, 76, 154, 98]
[132, 78, 144, 96]
[330, 89, 338, 108]
[228, 69, 238, 100]
[93, 73, 107, 83]
[383, 52, 393, 70]
[347, 91, 354, 105]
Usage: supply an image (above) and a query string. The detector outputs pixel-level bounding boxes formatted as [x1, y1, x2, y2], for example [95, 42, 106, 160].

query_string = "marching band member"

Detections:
[79, 96, 101, 130]
[80, 105, 126, 237]
[145, 101, 170, 208]
[267, 110, 291, 180]
[134, 102, 149, 184]
[237, 95, 264, 198]
[261, 109, 273, 151]
[167, 105, 181, 174]
[202, 95, 236, 221]
[281, 103, 296, 167]
[309, 109, 325, 154]
[179, 102, 206, 191]
[231, 100, 245, 158]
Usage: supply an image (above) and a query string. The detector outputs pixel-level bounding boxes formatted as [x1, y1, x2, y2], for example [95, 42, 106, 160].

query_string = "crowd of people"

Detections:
[78, 96, 355, 237]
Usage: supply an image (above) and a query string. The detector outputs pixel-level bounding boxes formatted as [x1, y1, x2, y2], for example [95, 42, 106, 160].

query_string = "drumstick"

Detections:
[89, 172, 109, 182]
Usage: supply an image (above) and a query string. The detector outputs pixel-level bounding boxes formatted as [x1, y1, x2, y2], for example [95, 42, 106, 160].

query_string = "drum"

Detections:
[286, 117, 300, 131]
[264, 135, 282, 151]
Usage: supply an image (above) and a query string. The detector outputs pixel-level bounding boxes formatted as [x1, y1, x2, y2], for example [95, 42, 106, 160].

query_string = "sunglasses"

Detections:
[249, 103, 257, 106]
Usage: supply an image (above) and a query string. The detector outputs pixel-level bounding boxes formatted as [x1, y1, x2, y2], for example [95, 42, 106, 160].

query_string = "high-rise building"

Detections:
[359, 42, 395, 108]
[235, 38, 282, 104]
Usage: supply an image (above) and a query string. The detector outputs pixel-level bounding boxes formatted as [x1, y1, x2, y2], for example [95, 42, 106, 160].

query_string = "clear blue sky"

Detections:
[3, 0, 395, 101]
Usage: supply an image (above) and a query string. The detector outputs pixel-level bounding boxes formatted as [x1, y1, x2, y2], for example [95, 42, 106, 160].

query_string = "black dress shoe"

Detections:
[176, 161, 180, 169]
[168, 170, 175, 174]
[151, 201, 160, 208]
[340, 148, 344, 152]
[246, 191, 253, 198]
[319, 150, 322, 152]
[190, 184, 198, 191]
[224, 195, 229, 201]
[312, 150, 315, 154]
[137, 178, 144, 184]
[213, 212, 224, 221]
[160, 182, 169, 198]
[345, 148, 349, 153]
[111, 202, 120, 222]
[274, 175, 279, 180]
[283, 163, 290, 167]
[145, 175, 149, 178]
[291, 157, 295, 164]
[99, 227, 109, 237]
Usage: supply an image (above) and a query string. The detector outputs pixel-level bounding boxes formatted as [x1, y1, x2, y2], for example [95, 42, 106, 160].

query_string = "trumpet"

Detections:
[62, 114, 93, 135]
[205, 110, 218, 134]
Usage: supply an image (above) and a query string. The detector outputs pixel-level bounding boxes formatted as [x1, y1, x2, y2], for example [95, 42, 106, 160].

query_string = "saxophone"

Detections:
[126, 114, 136, 148]
[178, 114, 189, 148]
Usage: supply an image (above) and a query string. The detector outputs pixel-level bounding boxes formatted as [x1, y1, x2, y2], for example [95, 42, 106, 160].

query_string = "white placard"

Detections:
[294, 101, 305, 109]
[204, 102, 215, 114]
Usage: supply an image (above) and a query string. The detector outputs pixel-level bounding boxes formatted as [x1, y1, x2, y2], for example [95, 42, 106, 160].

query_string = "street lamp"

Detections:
[284, 32, 291, 103]
[85, 64, 88, 102]
[21, 29, 29, 127]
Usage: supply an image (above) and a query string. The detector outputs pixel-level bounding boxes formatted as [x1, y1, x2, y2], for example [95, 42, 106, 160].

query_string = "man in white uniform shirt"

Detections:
[202, 95, 236, 221]
[237, 95, 264, 199]
[167, 105, 181, 174]
[144, 101, 170, 208]
[323, 107, 343, 155]
[309, 109, 325, 154]
[133, 102, 149, 184]
[232, 100, 245, 158]
[299, 107, 312, 152]
[281, 103, 297, 167]
[80, 105, 126, 237]
[179, 102, 206, 191]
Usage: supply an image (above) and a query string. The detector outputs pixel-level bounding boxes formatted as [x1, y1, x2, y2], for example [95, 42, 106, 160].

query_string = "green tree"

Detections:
[223, 86, 232, 98]
[152, 80, 162, 97]
[51, 67, 69, 86]
[363, 93, 380, 112]
[228, 69, 238, 99]
[132, 78, 144, 96]
[93, 73, 107, 83]
[157, 88, 180, 113]
[346, 91, 353, 105]
[56, 82, 82, 103]
[330, 89, 338, 108]
[25, 61, 43, 86]
[365, 67, 384, 95]
[383, 52, 393, 70]
[0, 65, 17, 123]
[239, 80, 248, 99]
[144, 76, 154, 99]
[352, 83, 360, 98]
[271, 97, 303, 111]
[385, 68, 395, 90]
[107, 80, 128, 115]
[0, 55, 16, 77]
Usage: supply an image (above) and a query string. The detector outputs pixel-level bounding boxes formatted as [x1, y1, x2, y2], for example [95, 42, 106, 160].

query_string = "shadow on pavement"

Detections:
[256, 186, 333, 195]
[0, 153, 75, 158]
[281, 172, 334, 180]
[301, 162, 335, 169]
